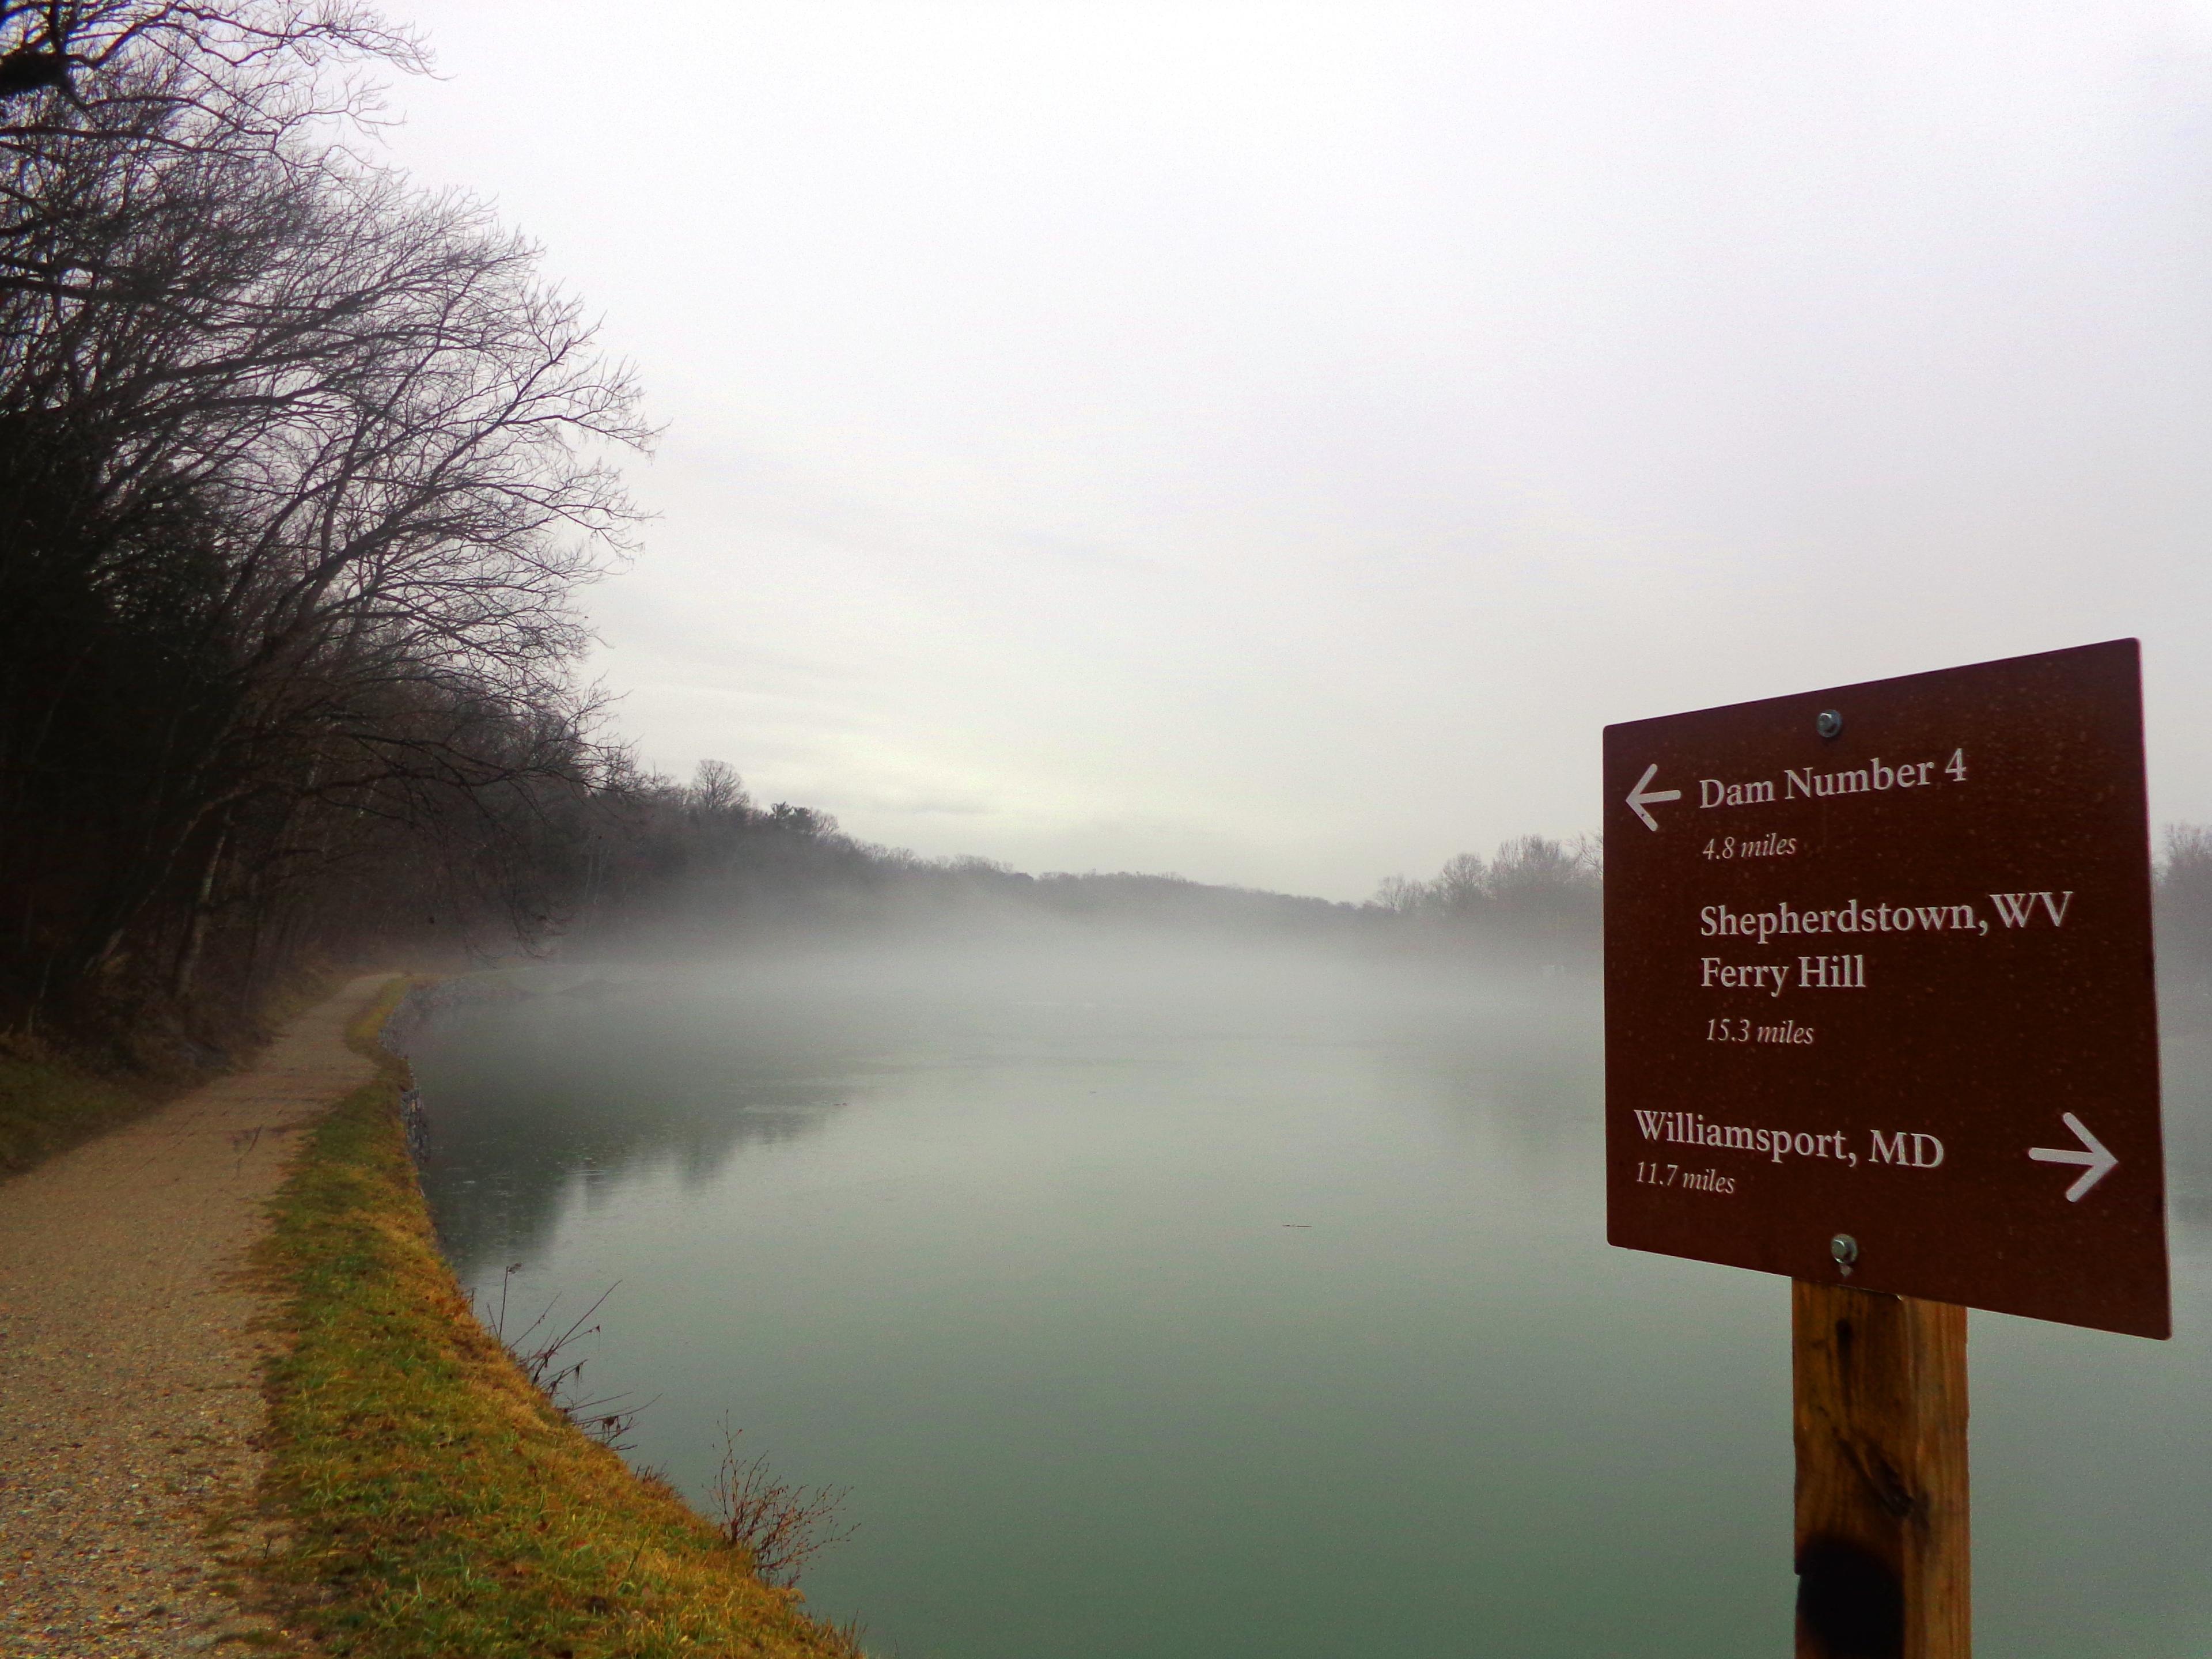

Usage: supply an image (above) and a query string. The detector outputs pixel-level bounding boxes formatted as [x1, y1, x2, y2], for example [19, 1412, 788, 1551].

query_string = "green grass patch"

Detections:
[259, 977, 862, 1658]
[0, 1051, 168, 1174]
[1, 966, 342, 1176]
[342, 973, 426, 1058]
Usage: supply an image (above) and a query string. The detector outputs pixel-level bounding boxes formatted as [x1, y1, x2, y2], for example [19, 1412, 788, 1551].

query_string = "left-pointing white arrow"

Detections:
[1626, 763, 1682, 832]
[2028, 1112, 2119, 1202]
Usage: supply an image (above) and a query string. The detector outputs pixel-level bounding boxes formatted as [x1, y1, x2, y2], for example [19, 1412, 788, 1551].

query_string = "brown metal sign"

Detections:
[1604, 639, 2169, 1338]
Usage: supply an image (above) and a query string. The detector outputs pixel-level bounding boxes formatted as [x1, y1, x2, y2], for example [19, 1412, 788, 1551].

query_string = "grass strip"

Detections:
[0, 1054, 164, 1174]
[260, 975, 862, 1658]
[2, 969, 342, 1175]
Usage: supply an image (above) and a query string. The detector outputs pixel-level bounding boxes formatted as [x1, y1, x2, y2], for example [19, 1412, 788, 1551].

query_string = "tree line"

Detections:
[1370, 834, 1603, 959]
[2160, 827, 2212, 985]
[567, 762, 1606, 964]
[532, 757, 1350, 953]
[1369, 825, 2212, 982]
[0, 2, 647, 1048]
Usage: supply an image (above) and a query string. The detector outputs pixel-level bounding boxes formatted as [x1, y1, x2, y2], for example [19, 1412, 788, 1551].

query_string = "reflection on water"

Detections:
[411, 940, 2212, 1659]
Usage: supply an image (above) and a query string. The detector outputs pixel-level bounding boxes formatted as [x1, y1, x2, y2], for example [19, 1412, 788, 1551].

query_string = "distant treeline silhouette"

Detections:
[1370, 835, 1603, 958]
[1373, 824, 2212, 986]
[563, 760, 1601, 965]
[563, 760, 1358, 947]
[2159, 826, 2212, 984]
[565, 797, 2212, 985]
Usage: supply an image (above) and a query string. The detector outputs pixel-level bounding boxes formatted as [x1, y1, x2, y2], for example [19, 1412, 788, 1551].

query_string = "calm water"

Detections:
[408, 938, 2212, 1658]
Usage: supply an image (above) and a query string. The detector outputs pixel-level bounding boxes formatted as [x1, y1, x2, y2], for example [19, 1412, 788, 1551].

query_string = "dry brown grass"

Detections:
[257, 976, 866, 1657]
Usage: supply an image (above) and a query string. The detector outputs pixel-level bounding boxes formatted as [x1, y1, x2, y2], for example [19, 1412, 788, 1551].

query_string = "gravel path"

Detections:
[0, 976, 392, 1656]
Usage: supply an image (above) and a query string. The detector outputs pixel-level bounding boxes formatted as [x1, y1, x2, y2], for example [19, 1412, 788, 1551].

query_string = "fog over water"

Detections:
[409, 922, 2212, 1659]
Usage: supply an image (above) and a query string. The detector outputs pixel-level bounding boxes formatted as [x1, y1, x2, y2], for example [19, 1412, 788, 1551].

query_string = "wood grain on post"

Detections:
[1792, 1281, 1969, 1659]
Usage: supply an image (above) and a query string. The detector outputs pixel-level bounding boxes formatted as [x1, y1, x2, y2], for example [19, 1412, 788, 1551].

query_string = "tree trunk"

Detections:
[169, 814, 231, 1002]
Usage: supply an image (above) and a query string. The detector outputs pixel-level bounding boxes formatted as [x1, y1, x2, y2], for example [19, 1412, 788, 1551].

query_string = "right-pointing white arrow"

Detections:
[2028, 1112, 2119, 1202]
[1625, 763, 1682, 832]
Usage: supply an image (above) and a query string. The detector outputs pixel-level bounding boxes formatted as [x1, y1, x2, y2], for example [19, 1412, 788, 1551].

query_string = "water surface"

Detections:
[410, 939, 2212, 1658]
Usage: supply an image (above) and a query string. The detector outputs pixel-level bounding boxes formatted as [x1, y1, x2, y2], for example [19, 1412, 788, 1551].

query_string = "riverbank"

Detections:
[0, 1050, 171, 1176]
[257, 976, 863, 1657]
[0, 974, 384, 1654]
[0, 973, 358, 1178]
[1, 975, 865, 1656]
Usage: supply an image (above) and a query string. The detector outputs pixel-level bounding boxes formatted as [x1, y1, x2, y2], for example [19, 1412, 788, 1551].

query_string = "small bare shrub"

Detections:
[709, 1415, 857, 1587]
[479, 1264, 648, 1451]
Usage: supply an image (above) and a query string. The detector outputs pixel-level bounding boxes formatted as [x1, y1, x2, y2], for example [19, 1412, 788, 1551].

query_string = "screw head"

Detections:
[1830, 1233, 1859, 1270]
[1816, 709, 1844, 740]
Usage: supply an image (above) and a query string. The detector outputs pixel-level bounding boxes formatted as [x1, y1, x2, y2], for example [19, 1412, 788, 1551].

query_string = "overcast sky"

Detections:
[376, 2, 2212, 900]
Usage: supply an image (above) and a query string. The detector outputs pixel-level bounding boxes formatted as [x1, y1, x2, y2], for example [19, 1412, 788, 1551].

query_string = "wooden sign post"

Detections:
[1603, 640, 2170, 1656]
[1792, 1285, 1966, 1659]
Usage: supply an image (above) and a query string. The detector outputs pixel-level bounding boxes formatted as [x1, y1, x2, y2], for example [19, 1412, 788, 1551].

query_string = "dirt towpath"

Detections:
[0, 975, 393, 1656]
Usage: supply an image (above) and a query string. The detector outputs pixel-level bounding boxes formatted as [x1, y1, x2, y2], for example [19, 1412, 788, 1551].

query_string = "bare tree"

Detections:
[0, 4, 648, 1027]
[687, 759, 748, 817]
[0, 2, 422, 149]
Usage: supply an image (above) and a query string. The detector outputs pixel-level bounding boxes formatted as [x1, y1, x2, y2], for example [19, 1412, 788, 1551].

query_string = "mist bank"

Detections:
[550, 763, 1600, 969]
[533, 763, 2212, 994]
[408, 925, 1607, 1291]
